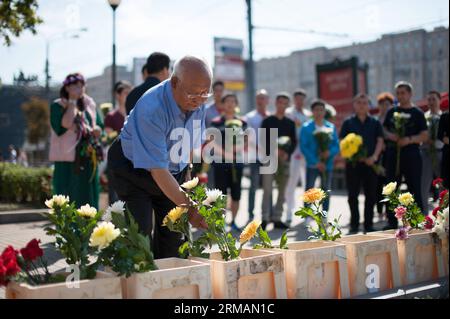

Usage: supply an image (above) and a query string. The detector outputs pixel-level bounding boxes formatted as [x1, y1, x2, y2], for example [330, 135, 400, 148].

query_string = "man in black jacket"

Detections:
[125, 52, 171, 115]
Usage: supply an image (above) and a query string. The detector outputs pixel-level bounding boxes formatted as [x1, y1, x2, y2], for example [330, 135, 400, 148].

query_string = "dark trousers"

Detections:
[107, 139, 186, 259]
[442, 147, 449, 189]
[384, 147, 424, 229]
[345, 162, 378, 231]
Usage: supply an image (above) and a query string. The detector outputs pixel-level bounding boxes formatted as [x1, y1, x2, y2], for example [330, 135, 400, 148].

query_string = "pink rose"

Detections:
[394, 206, 407, 220]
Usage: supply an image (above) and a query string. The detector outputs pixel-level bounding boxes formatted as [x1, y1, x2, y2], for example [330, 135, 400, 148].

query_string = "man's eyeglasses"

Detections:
[179, 81, 213, 100]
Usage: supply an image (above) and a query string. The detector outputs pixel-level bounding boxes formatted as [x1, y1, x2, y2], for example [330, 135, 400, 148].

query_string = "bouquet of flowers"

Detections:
[44, 195, 102, 279]
[313, 126, 333, 180]
[428, 178, 449, 240]
[295, 188, 342, 241]
[163, 178, 260, 261]
[0, 239, 66, 288]
[94, 201, 158, 277]
[392, 111, 411, 177]
[380, 182, 425, 240]
[101, 130, 119, 146]
[340, 133, 385, 176]
[224, 118, 246, 182]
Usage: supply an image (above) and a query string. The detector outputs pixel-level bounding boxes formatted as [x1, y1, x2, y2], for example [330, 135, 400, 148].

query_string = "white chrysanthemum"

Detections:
[77, 204, 97, 218]
[203, 189, 223, 206]
[45, 195, 70, 209]
[382, 182, 397, 196]
[89, 222, 120, 250]
[181, 177, 199, 190]
[103, 200, 125, 222]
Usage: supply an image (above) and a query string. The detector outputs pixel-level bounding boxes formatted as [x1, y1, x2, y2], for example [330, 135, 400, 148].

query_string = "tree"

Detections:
[21, 96, 49, 145]
[0, 0, 43, 46]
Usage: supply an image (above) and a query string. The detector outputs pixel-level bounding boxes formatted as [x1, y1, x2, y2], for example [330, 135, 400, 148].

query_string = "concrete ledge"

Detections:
[353, 277, 449, 299]
[0, 209, 48, 224]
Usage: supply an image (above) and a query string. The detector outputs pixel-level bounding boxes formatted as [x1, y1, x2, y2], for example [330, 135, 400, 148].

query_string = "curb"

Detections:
[0, 209, 48, 224]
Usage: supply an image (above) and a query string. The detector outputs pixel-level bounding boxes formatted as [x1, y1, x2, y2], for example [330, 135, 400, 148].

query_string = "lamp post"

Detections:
[44, 28, 88, 97]
[108, 0, 121, 107]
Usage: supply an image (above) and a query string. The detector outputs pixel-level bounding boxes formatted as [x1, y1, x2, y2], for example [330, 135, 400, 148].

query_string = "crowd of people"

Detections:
[44, 50, 449, 242]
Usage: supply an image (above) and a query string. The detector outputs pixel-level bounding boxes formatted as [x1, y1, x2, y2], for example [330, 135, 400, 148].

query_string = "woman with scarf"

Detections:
[49, 73, 104, 208]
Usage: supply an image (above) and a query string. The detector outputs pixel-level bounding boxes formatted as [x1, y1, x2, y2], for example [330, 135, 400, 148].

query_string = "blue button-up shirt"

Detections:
[120, 80, 206, 174]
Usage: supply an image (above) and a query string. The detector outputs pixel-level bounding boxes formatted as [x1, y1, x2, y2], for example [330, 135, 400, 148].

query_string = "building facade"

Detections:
[253, 27, 449, 112]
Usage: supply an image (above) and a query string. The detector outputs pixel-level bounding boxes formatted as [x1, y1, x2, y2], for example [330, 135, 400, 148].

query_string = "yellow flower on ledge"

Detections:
[302, 188, 327, 204]
[89, 221, 120, 250]
[382, 182, 397, 196]
[240, 220, 261, 244]
[398, 192, 414, 207]
[163, 207, 188, 226]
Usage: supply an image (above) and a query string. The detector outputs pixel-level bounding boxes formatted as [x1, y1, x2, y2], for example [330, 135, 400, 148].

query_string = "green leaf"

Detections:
[279, 231, 288, 249]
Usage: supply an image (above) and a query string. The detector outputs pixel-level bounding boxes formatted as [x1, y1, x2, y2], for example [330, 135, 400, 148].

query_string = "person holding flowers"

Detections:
[260, 92, 297, 230]
[107, 56, 209, 258]
[210, 94, 248, 231]
[300, 99, 339, 213]
[49, 73, 104, 209]
[420, 91, 443, 213]
[382, 81, 428, 229]
[340, 93, 384, 234]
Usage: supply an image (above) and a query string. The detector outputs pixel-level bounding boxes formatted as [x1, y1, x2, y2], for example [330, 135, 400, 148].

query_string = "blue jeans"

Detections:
[305, 167, 333, 212]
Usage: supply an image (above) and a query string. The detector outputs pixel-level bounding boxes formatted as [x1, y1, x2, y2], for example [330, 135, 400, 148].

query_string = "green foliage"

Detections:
[0, 163, 52, 204]
[0, 0, 43, 46]
[97, 211, 158, 277]
[21, 97, 50, 144]
[253, 227, 289, 250]
[295, 193, 342, 241]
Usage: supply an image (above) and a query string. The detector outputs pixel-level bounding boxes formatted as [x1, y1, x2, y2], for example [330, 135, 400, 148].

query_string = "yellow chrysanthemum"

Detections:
[398, 192, 415, 207]
[77, 204, 97, 218]
[382, 182, 397, 196]
[302, 188, 327, 204]
[163, 207, 188, 226]
[89, 222, 120, 250]
[340, 133, 363, 158]
[240, 220, 261, 244]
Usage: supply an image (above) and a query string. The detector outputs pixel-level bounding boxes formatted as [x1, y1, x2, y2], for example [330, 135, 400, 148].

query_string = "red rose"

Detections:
[0, 246, 20, 278]
[20, 239, 43, 262]
[432, 178, 444, 189]
[432, 206, 440, 217]
[424, 216, 434, 230]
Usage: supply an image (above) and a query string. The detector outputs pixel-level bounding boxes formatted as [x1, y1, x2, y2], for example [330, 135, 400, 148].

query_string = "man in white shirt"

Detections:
[243, 89, 270, 221]
[284, 89, 312, 225]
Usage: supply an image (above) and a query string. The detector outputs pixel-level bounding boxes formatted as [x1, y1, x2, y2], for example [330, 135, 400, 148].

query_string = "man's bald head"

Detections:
[172, 55, 212, 83]
[171, 55, 213, 112]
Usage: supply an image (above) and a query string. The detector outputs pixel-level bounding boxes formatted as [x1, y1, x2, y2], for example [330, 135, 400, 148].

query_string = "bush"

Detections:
[0, 163, 52, 204]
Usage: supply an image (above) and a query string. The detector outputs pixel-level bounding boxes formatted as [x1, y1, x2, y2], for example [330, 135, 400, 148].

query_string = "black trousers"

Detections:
[442, 147, 449, 189]
[345, 162, 378, 231]
[384, 147, 424, 229]
[107, 139, 187, 259]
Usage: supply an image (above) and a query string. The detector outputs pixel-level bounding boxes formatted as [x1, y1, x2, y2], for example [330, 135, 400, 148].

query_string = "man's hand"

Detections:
[316, 162, 326, 173]
[188, 207, 207, 229]
[364, 156, 376, 167]
[278, 149, 289, 161]
[444, 137, 449, 145]
[398, 137, 411, 148]
[320, 150, 330, 161]
[388, 133, 399, 143]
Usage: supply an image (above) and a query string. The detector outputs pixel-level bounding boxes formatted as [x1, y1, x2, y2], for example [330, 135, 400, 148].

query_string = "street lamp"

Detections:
[44, 28, 88, 96]
[108, 0, 121, 107]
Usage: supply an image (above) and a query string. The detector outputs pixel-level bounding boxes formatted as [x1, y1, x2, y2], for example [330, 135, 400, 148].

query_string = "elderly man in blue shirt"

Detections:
[108, 55, 210, 258]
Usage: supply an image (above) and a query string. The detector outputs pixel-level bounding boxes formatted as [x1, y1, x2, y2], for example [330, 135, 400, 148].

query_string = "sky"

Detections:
[0, 0, 448, 85]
